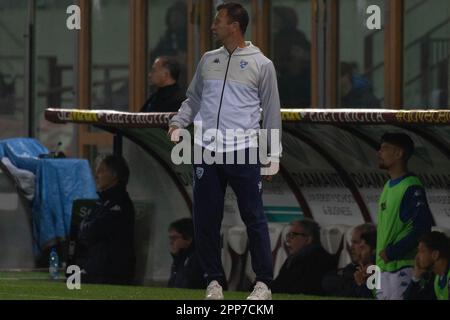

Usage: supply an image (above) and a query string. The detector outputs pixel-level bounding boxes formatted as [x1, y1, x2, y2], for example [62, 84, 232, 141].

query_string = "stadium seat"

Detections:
[244, 223, 287, 283]
[268, 223, 288, 278]
[431, 226, 450, 237]
[320, 224, 352, 255]
[337, 226, 355, 269]
[273, 224, 290, 278]
[227, 225, 248, 256]
[244, 251, 256, 286]
[226, 225, 248, 290]
[220, 226, 232, 282]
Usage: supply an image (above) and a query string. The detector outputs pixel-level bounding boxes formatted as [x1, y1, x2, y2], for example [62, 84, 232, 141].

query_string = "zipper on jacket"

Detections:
[215, 49, 235, 151]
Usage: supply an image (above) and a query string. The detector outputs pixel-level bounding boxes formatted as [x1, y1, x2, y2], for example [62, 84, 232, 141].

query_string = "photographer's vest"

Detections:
[376, 176, 423, 272]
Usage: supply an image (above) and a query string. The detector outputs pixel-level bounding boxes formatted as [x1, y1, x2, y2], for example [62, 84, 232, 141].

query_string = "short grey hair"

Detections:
[290, 218, 321, 244]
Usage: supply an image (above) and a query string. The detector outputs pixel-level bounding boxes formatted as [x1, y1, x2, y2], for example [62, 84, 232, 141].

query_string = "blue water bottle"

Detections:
[49, 248, 59, 280]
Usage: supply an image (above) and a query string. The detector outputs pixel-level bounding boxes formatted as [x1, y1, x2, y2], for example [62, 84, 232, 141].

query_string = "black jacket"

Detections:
[168, 245, 205, 289]
[322, 263, 358, 297]
[78, 184, 135, 285]
[140, 83, 186, 113]
[403, 272, 436, 300]
[271, 244, 336, 295]
[322, 262, 375, 299]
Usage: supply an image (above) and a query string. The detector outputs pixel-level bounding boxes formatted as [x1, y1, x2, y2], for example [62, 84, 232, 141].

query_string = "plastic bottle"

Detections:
[49, 248, 59, 280]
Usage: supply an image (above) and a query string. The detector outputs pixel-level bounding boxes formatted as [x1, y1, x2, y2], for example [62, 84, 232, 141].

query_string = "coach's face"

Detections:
[377, 142, 403, 170]
[169, 230, 192, 255]
[95, 162, 118, 192]
[149, 58, 169, 88]
[285, 223, 312, 256]
[357, 239, 374, 267]
[211, 9, 238, 43]
[415, 242, 435, 270]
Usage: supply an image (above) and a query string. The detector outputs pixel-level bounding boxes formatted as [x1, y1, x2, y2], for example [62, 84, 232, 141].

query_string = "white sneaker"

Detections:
[205, 280, 224, 300]
[247, 281, 272, 300]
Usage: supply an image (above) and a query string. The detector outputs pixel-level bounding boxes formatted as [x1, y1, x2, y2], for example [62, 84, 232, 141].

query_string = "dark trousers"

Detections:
[192, 148, 273, 288]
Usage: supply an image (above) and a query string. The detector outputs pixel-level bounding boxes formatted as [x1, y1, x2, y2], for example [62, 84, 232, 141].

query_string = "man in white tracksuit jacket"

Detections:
[168, 2, 282, 300]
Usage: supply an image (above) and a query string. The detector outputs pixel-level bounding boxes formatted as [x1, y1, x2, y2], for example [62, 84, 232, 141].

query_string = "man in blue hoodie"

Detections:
[168, 2, 282, 300]
[340, 62, 380, 108]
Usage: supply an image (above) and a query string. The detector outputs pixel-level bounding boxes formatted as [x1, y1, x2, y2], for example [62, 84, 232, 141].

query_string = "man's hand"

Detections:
[167, 125, 181, 143]
[262, 162, 274, 182]
[354, 265, 368, 286]
[261, 161, 279, 181]
[379, 249, 390, 263]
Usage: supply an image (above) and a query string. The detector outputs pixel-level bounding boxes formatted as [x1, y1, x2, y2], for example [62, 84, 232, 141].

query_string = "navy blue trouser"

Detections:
[192, 149, 273, 288]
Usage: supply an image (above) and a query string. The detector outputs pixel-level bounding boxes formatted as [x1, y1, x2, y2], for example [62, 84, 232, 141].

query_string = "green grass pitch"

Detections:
[0, 272, 351, 300]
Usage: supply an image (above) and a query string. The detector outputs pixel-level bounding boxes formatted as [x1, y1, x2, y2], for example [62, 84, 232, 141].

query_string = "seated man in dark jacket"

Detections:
[168, 218, 204, 289]
[78, 155, 135, 285]
[352, 225, 377, 298]
[271, 219, 335, 295]
[403, 231, 450, 300]
[140, 56, 186, 113]
[322, 223, 377, 298]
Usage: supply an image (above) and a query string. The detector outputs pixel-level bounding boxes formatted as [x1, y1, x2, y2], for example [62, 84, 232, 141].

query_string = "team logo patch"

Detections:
[381, 202, 386, 210]
[240, 60, 248, 69]
[258, 181, 262, 192]
[196, 167, 204, 180]
[213, 58, 220, 64]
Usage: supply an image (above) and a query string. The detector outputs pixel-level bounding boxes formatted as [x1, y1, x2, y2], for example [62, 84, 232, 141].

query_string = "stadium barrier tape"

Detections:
[45, 108, 450, 128]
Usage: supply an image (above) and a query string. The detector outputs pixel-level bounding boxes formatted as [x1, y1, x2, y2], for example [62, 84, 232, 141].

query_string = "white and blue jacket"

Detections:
[169, 42, 282, 156]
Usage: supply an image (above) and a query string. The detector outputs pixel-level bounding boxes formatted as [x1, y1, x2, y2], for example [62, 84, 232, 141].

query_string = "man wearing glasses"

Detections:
[271, 219, 335, 295]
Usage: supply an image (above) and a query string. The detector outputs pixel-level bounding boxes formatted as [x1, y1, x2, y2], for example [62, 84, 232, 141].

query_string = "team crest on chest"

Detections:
[196, 167, 204, 179]
[240, 60, 248, 69]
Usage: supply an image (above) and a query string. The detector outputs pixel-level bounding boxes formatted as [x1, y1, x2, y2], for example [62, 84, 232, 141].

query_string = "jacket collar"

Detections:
[171, 244, 195, 262]
[98, 184, 127, 200]
[155, 83, 179, 97]
[389, 172, 415, 187]
[288, 243, 322, 264]
[219, 41, 261, 56]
